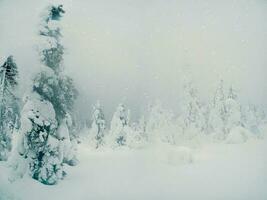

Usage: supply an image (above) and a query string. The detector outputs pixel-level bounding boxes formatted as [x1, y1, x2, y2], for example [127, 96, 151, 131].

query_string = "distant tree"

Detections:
[208, 80, 228, 139]
[225, 86, 242, 132]
[110, 104, 130, 146]
[137, 115, 147, 141]
[227, 86, 237, 100]
[242, 104, 265, 135]
[181, 81, 206, 139]
[0, 56, 20, 161]
[90, 101, 106, 148]
[146, 101, 176, 144]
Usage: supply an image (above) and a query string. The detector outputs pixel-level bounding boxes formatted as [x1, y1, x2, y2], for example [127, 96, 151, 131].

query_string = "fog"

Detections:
[0, 0, 266, 122]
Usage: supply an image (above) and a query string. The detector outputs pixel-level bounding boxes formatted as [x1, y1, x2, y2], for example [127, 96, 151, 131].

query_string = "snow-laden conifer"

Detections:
[14, 5, 77, 185]
[0, 56, 20, 161]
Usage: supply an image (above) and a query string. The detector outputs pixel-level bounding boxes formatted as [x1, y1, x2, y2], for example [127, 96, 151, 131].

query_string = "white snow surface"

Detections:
[0, 138, 267, 200]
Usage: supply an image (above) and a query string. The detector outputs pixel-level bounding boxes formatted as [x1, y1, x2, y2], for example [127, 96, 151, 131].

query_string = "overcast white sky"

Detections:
[0, 0, 266, 121]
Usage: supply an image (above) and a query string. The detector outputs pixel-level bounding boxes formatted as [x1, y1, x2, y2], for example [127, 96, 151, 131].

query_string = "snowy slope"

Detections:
[0, 138, 267, 200]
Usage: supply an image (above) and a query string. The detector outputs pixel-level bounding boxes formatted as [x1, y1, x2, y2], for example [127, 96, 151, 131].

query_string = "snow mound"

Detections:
[226, 126, 251, 144]
[166, 146, 194, 165]
[150, 143, 194, 166]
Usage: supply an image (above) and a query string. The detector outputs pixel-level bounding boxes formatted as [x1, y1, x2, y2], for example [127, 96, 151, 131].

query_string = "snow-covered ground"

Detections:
[0, 138, 266, 200]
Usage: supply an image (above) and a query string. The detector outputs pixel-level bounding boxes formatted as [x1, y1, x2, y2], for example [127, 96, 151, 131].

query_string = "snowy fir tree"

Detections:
[208, 80, 228, 140]
[242, 104, 266, 136]
[110, 104, 130, 146]
[225, 86, 242, 132]
[181, 82, 206, 139]
[89, 101, 106, 148]
[14, 5, 77, 185]
[145, 101, 178, 144]
[123, 116, 149, 149]
[57, 112, 78, 166]
[0, 56, 20, 161]
[36, 4, 77, 122]
[136, 115, 148, 142]
[16, 93, 63, 184]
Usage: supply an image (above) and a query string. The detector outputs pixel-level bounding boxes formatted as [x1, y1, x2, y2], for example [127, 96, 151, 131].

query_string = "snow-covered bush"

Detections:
[226, 126, 252, 144]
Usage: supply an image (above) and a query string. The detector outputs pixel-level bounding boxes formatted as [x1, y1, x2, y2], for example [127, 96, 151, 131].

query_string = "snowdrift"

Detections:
[226, 126, 252, 144]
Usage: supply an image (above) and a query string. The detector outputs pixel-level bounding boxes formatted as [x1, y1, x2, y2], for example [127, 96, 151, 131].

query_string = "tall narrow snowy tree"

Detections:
[0, 56, 20, 161]
[137, 115, 147, 141]
[225, 86, 242, 132]
[208, 80, 228, 139]
[110, 104, 130, 146]
[89, 101, 106, 148]
[181, 82, 206, 139]
[15, 5, 77, 185]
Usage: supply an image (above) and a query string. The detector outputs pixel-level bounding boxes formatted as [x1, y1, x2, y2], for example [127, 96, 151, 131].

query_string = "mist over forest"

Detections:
[0, 0, 266, 122]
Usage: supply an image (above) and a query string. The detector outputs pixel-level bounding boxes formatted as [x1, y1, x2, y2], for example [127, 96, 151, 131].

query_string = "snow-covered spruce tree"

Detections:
[89, 101, 106, 148]
[0, 56, 20, 161]
[225, 86, 242, 132]
[137, 115, 148, 142]
[181, 82, 206, 139]
[208, 80, 228, 140]
[124, 116, 148, 149]
[145, 101, 177, 144]
[242, 104, 265, 135]
[110, 104, 130, 146]
[16, 5, 77, 185]
[57, 112, 78, 166]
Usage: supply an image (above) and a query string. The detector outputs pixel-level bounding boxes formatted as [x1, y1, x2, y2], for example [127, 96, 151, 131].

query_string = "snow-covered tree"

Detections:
[57, 112, 78, 166]
[181, 82, 206, 139]
[225, 86, 242, 132]
[145, 101, 177, 144]
[208, 80, 228, 140]
[242, 104, 265, 135]
[89, 101, 106, 148]
[0, 56, 20, 161]
[16, 93, 64, 185]
[36, 4, 77, 122]
[137, 115, 147, 141]
[15, 5, 77, 185]
[110, 104, 130, 146]
[123, 116, 149, 149]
